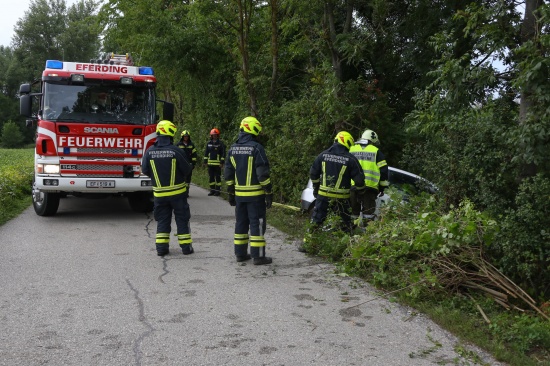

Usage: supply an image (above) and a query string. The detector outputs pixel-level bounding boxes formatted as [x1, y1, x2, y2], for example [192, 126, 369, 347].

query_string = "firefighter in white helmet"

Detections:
[349, 129, 389, 225]
[141, 120, 194, 256]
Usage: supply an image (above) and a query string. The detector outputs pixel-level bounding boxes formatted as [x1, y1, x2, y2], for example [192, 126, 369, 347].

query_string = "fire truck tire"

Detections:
[128, 192, 154, 213]
[32, 182, 60, 216]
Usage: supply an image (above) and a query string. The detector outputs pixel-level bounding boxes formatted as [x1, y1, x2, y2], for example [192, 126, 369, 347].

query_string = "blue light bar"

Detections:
[139, 67, 154, 75]
[46, 60, 63, 69]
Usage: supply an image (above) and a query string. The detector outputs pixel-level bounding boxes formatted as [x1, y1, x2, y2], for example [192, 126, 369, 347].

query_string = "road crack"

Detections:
[126, 279, 155, 366]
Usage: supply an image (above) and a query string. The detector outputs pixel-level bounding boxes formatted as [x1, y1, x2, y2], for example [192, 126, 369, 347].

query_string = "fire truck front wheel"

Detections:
[127, 192, 154, 213]
[32, 180, 60, 216]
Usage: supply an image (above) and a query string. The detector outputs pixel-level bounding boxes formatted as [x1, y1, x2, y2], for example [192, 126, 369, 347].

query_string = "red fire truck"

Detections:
[20, 53, 174, 216]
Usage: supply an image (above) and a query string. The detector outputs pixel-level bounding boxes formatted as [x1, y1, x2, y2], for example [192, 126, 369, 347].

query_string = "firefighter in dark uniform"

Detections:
[349, 129, 389, 226]
[224, 116, 273, 265]
[305, 131, 366, 245]
[203, 128, 225, 196]
[177, 130, 198, 195]
[141, 120, 194, 256]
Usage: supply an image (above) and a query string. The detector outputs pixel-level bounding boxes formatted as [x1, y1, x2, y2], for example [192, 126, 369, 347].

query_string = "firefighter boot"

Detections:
[236, 254, 252, 262]
[208, 190, 216, 196]
[181, 244, 194, 255]
[156, 244, 169, 256]
[251, 247, 272, 265]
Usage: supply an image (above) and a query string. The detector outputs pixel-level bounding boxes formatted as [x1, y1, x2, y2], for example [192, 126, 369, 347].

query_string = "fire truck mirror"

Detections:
[163, 102, 174, 122]
[20, 94, 32, 117]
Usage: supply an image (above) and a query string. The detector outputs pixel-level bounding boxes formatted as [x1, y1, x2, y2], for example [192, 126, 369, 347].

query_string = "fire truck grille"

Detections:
[77, 147, 127, 155]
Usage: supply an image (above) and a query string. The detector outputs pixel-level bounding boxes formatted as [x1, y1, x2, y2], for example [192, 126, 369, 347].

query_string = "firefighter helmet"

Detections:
[240, 116, 262, 136]
[361, 129, 379, 144]
[210, 128, 220, 136]
[181, 130, 190, 137]
[334, 131, 354, 150]
[156, 120, 177, 137]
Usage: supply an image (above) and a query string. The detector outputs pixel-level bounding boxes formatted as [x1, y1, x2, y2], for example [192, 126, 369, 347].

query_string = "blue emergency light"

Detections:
[139, 67, 154, 75]
[63, 147, 71, 155]
[45, 60, 63, 69]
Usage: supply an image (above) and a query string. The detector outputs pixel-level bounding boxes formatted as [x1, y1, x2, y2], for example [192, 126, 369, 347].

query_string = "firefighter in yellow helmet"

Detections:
[203, 128, 226, 196]
[141, 120, 194, 256]
[349, 129, 389, 225]
[177, 130, 198, 195]
[300, 131, 366, 252]
[224, 116, 273, 265]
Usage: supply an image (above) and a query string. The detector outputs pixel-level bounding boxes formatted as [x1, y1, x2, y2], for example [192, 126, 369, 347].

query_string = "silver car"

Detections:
[300, 166, 436, 216]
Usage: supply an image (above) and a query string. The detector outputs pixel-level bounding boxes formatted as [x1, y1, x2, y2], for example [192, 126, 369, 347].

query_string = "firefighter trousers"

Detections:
[233, 200, 267, 258]
[311, 196, 353, 233]
[207, 165, 222, 193]
[154, 194, 192, 251]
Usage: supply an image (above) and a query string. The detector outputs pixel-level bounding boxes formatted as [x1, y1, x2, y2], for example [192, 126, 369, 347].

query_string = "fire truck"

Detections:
[19, 53, 174, 216]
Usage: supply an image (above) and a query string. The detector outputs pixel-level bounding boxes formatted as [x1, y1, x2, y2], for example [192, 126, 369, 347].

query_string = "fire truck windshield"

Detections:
[42, 82, 155, 125]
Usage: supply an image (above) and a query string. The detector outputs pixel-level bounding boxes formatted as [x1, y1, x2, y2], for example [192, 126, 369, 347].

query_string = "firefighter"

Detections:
[299, 131, 366, 252]
[203, 128, 225, 196]
[177, 130, 198, 195]
[224, 116, 273, 265]
[349, 129, 389, 226]
[141, 120, 194, 256]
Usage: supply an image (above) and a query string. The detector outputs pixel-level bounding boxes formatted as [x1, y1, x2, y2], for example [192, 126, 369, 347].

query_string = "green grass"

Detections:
[0, 148, 34, 225]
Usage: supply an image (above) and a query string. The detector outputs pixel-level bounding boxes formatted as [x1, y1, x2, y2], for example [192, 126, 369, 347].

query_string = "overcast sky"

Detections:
[0, 0, 80, 48]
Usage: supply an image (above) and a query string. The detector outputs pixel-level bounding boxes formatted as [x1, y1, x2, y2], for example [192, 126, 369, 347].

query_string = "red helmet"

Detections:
[210, 128, 220, 136]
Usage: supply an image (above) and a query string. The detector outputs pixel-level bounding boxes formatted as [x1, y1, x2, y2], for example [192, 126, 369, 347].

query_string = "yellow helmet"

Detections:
[181, 130, 190, 137]
[334, 131, 354, 150]
[361, 129, 379, 144]
[156, 120, 177, 137]
[240, 116, 262, 136]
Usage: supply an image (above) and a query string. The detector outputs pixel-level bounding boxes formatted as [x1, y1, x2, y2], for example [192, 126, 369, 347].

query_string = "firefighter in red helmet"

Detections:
[203, 128, 225, 196]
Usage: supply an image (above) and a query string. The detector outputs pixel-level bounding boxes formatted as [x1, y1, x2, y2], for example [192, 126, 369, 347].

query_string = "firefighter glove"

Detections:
[227, 185, 236, 206]
[265, 193, 273, 209]
[312, 183, 320, 198]
[378, 186, 385, 197]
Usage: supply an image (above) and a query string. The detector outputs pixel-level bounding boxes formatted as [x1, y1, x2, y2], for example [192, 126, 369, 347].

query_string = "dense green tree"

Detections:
[11, 0, 101, 83]
[0, 121, 25, 148]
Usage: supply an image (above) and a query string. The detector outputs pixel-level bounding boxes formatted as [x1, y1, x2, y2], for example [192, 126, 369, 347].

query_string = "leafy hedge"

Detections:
[0, 148, 34, 223]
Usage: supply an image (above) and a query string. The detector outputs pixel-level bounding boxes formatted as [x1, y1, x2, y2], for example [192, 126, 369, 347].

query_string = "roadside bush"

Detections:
[0, 121, 25, 148]
[492, 174, 550, 299]
[0, 148, 34, 224]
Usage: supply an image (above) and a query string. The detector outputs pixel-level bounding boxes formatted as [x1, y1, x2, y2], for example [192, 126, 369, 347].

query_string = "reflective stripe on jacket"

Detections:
[224, 132, 271, 201]
[204, 139, 225, 166]
[349, 143, 388, 189]
[141, 136, 192, 197]
[310, 143, 365, 199]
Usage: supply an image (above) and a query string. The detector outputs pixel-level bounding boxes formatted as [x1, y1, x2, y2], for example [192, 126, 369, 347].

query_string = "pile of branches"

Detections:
[430, 245, 549, 322]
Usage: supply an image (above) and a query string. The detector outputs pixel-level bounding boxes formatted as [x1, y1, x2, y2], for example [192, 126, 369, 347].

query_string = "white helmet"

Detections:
[361, 129, 379, 144]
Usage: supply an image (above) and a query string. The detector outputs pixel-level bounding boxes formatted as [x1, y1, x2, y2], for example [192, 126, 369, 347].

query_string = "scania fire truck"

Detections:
[20, 53, 174, 216]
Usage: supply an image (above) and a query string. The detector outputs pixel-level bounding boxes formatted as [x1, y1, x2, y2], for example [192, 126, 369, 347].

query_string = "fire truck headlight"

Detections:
[37, 164, 60, 174]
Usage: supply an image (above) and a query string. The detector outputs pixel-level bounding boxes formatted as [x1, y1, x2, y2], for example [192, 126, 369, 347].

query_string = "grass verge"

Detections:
[0, 148, 34, 225]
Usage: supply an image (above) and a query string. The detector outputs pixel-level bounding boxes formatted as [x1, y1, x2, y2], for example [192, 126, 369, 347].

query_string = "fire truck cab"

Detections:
[20, 53, 174, 216]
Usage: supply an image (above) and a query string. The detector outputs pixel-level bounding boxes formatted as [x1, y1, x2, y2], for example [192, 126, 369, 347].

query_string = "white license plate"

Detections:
[86, 180, 115, 188]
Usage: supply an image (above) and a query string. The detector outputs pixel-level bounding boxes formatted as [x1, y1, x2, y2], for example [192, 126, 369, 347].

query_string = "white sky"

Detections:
[0, 0, 80, 48]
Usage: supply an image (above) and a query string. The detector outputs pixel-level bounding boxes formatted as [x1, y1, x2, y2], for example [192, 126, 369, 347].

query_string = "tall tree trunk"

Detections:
[235, 0, 258, 116]
[519, 0, 544, 178]
[269, 0, 279, 100]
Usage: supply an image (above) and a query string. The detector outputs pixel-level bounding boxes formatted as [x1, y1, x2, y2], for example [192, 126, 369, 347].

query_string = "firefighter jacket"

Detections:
[204, 138, 225, 166]
[177, 138, 198, 167]
[141, 135, 193, 197]
[224, 132, 272, 202]
[310, 143, 366, 199]
[349, 142, 389, 190]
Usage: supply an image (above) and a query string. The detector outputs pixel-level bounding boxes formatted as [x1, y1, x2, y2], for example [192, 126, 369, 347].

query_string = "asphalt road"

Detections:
[0, 185, 503, 366]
